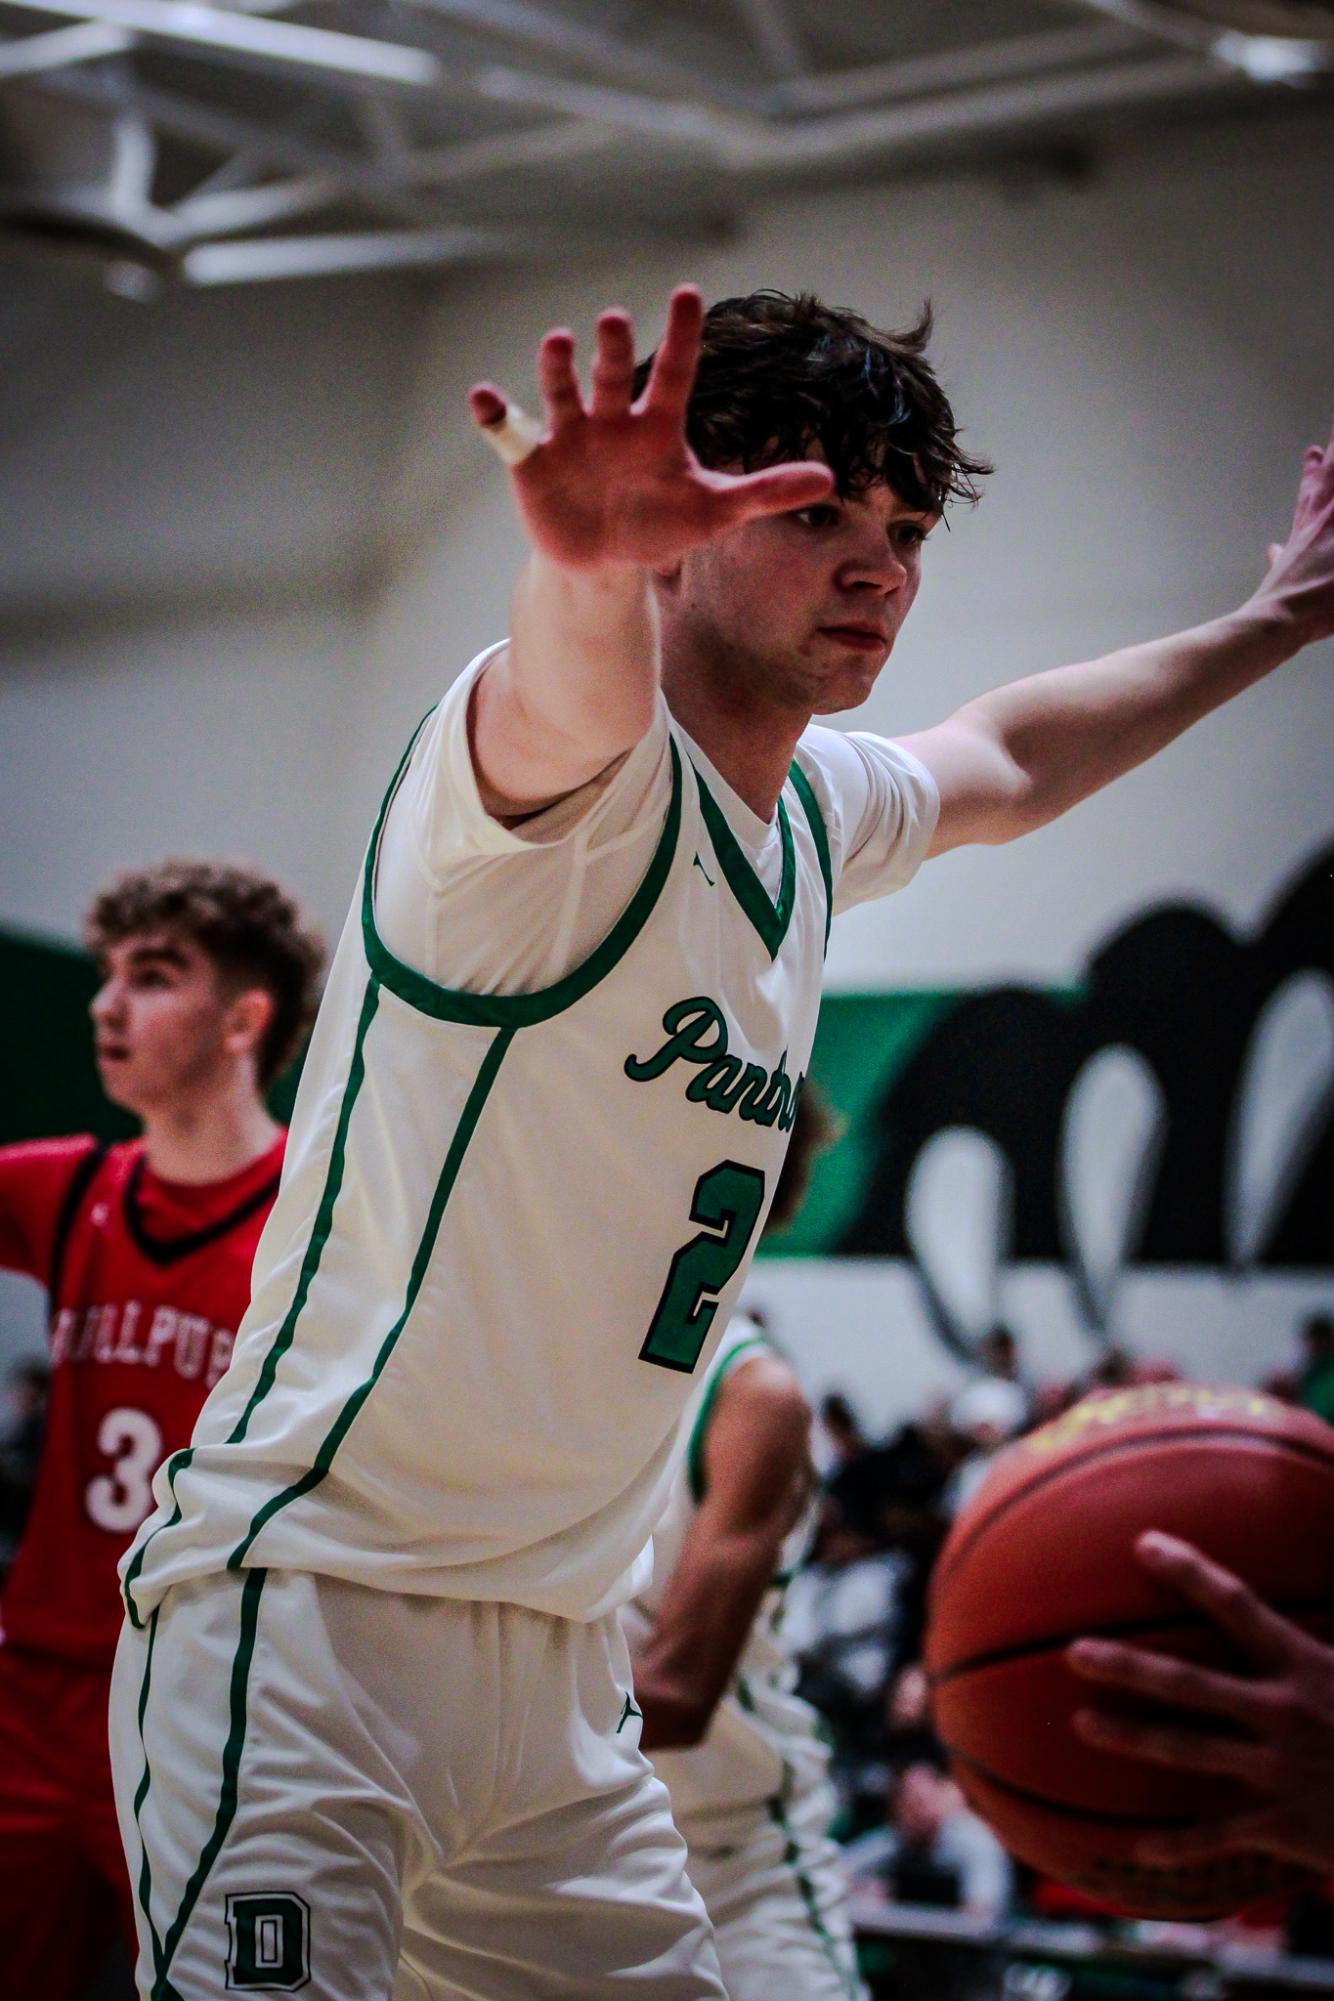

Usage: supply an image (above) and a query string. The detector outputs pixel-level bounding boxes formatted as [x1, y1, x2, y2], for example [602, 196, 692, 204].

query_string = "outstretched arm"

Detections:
[632, 1352, 812, 1751]
[1066, 1531, 1334, 1875]
[901, 429, 1334, 855]
[467, 288, 832, 817]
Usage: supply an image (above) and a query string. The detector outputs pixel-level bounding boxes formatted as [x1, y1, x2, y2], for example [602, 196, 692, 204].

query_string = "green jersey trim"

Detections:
[685, 1334, 772, 1503]
[766, 1765, 863, 1999]
[141, 1567, 269, 2001]
[692, 767, 795, 962]
[121, 976, 383, 1628]
[361, 719, 683, 1026]
[131, 1605, 165, 1984]
[787, 759, 833, 952]
[227, 1025, 516, 1571]
[231, 975, 381, 1446]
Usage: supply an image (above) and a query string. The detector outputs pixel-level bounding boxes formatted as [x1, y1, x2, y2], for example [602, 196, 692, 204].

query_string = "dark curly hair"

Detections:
[84, 860, 324, 1089]
[633, 290, 990, 515]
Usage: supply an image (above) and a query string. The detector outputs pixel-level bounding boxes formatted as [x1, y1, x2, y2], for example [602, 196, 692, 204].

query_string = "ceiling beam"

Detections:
[32, 67, 436, 222]
[409, 116, 618, 186]
[774, 23, 1146, 114]
[172, 172, 347, 237]
[720, 51, 1245, 169]
[1062, 0, 1331, 78]
[181, 222, 509, 283]
[407, 0, 757, 114]
[178, 201, 731, 284]
[0, 0, 442, 90]
[464, 60, 753, 147]
[0, 19, 130, 76]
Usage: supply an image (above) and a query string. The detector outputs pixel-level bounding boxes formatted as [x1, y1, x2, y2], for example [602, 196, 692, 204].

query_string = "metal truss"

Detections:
[0, 0, 1328, 289]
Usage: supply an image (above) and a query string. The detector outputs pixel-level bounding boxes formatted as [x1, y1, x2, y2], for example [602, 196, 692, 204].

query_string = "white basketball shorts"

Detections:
[109, 1569, 725, 1999]
[680, 1781, 867, 2001]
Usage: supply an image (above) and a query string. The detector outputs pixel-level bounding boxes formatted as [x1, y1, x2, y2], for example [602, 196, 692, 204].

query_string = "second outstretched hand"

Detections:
[468, 287, 833, 574]
[1067, 1531, 1334, 1877]
[1252, 422, 1334, 645]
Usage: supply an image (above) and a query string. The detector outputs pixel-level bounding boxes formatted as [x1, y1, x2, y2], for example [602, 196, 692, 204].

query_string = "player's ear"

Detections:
[222, 986, 275, 1067]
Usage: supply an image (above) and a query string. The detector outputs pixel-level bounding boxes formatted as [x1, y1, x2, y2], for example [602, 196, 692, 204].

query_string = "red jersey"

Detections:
[0, 1133, 284, 1665]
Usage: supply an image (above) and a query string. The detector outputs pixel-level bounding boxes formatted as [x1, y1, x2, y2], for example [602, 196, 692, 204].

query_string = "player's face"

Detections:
[90, 931, 239, 1116]
[664, 473, 937, 718]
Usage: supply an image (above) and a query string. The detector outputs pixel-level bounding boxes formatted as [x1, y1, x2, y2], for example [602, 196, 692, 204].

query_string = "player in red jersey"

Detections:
[0, 860, 322, 1999]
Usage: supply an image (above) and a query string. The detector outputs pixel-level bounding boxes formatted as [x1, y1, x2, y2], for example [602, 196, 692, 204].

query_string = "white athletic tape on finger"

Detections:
[481, 403, 544, 467]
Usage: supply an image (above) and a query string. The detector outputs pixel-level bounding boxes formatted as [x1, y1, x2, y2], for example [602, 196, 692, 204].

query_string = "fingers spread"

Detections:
[590, 309, 636, 419]
[1073, 1705, 1273, 1785]
[639, 286, 704, 417]
[1134, 1532, 1294, 1667]
[538, 330, 583, 432]
[1067, 1637, 1271, 1727]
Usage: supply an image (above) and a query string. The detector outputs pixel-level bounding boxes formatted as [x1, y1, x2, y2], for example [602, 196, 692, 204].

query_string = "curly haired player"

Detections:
[0, 861, 321, 1999]
[111, 287, 1334, 1999]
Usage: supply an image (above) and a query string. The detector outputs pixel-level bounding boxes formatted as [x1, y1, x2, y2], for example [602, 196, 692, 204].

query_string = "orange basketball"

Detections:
[924, 1383, 1334, 1918]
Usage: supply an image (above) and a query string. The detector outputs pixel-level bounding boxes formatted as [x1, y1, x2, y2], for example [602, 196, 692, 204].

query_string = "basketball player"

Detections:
[0, 861, 321, 1999]
[626, 1092, 870, 2001]
[111, 287, 1334, 2000]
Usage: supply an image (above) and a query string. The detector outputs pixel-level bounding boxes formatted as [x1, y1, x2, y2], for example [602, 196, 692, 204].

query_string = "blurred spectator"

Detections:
[883, 1661, 939, 1778]
[943, 1376, 1027, 1517]
[874, 1404, 957, 1667]
[845, 1759, 1013, 1920]
[1088, 1345, 1133, 1390]
[819, 1392, 899, 1543]
[977, 1325, 1027, 1397]
[786, 1497, 909, 1825]
[0, 1361, 49, 1582]
[1298, 1312, 1334, 1424]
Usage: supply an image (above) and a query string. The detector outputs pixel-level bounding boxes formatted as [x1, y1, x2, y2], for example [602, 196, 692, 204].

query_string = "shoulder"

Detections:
[405, 648, 675, 865]
[796, 723, 936, 812]
[705, 1348, 811, 1472]
[795, 725, 940, 907]
[0, 1133, 108, 1195]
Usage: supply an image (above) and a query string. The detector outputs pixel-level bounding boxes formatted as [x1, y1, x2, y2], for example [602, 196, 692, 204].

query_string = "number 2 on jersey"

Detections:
[640, 1160, 766, 1373]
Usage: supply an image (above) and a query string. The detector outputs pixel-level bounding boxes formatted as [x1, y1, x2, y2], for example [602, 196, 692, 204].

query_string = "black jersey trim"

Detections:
[47, 1138, 109, 1312]
[122, 1154, 283, 1269]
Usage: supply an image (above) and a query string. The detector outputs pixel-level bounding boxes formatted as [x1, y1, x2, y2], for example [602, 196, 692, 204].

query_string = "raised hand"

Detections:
[1252, 423, 1334, 645]
[468, 287, 833, 573]
[1066, 1530, 1334, 1875]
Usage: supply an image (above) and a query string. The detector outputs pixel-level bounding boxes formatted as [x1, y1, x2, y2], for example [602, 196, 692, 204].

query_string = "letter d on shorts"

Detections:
[226, 1892, 311, 1991]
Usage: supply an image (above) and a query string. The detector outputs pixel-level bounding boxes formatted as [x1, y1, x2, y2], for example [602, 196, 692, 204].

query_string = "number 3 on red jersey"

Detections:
[85, 1405, 164, 1534]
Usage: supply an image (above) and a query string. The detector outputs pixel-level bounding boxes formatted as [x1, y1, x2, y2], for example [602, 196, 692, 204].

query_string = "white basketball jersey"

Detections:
[627, 1314, 828, 1827]
[122, 656, 935, 1629]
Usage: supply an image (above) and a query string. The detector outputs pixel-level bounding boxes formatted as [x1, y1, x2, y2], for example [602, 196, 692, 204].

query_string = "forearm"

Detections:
[633, 1652, 716, 1751]
[967, 601, 1297, 835]
[472, 550, 659, 812]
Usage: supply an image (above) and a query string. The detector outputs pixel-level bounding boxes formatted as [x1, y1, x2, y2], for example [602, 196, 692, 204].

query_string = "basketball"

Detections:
[925, 1383, 1334, 1918]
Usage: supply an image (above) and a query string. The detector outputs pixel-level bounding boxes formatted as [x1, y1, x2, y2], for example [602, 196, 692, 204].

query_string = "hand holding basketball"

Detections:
[468, 287, 832, 573]
[924, 1384, 1334, 1916]
[1069, 1531, 1334, 1876]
